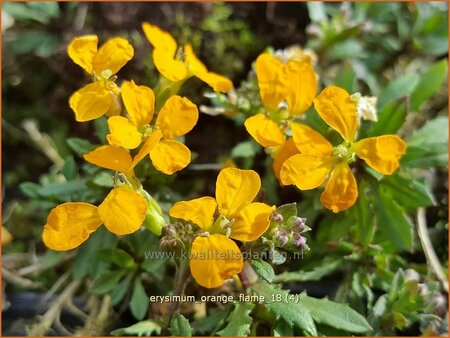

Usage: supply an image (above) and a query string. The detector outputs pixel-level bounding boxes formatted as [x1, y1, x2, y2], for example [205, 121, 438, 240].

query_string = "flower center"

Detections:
[333, 144, 356, 163]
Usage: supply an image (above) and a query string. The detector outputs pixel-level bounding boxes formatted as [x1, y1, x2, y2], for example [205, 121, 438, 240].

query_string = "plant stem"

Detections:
[167, 258, 190, 320]
[417, 207, 448, 292]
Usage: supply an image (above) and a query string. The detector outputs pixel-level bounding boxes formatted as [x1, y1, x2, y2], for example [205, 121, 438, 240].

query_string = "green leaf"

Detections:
[92, 172, 114, 187]
[375, 186, 413, 251]
[378, 74, 420, 108]
[67, 137, 96, 156]
[130, 278, 149, 320]
[96, 249, 136, 269]
[333, 63, 357, 93]
[217, 302, 254, 336]
[62, 156, 77, 181]
[411, 60, 448, 111]
[251, 259, 275, 283]
[328, 40, 365, 61]
[367, 101, 405, 137]
[19, 182, 41, 198]
[170, 313, 193, 336]
[191, 308, 228, 335]
[251, 281, 317, 336]
[111, 277, 131, 306]
[352, 181, 374, 246]
[381, 175, 435, 209]
[38, 180, 87, 198]
[299, 293, 372, 333]
[91, 270, 127, 295]
[408, 116, 448, 147]
[3, 2, 57, 24]
[401, 144, 448, 168]
[275, 203, 297, 221]
[273, 319, 294, 336]
[111, 320, 162, 336]
[72, 227, 118, 279]
[274, 258, 342, 283]
[231, 140, 260, 158]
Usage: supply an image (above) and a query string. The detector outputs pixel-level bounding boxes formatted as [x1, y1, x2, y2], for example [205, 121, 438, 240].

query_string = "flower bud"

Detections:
[292, 233, 307, 250]
[271, 212, 284, 223]
[293, 217, 307, 232]
[276, 230, 289, 247]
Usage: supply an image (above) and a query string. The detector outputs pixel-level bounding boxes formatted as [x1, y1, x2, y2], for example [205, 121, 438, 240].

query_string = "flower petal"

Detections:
[98, 187, 148, 235]
[121, 81, 155, 128]
[216, 168, 261, 219]
[190, 234, 243, 289]
[184, 44, 208, 74]
[244, 113, 285, 147]
[169, 196, 217, 231]
[291, 123, 333, 155]
[285, 60, 317, 115]
[142, 22, 177, 55]
[43, 203, 102, 251]
[69, 82, 113, 122]
[149, 139, 191, 174]
[194, 71, 234, 93]
[272, 138, 300, 181]
[153, 49, 187, 82]
[156, 95, 198, 139]
[280, 154, 334, 190]
[313, 86, 358, 142]
[92, 37, 134, 76]
[256, 53, 289, 111]
[67, 35, 98, 74]
[353, 135, 407, 175]
[231, 202, 275, 242]
[320, 162, 358, 212]
[131, 130, 163, 168]
[83, 145, 132, 173]
[106, 116, 142, 149]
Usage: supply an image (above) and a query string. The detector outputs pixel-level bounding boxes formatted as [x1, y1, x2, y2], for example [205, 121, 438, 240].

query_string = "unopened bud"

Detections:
[277, 230, 289, 247]
[292, 233, 307, 250]
[271, 212, 284, 223]
[404, 269, 420, 283]
[293, 217, 306, 232]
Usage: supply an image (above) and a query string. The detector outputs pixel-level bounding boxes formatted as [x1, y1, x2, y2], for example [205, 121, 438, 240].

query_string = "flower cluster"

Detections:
[244, 49, 407, 212]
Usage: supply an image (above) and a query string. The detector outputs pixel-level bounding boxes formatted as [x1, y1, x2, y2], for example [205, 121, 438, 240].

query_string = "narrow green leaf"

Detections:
[367, 101, 405, 137]
[231, 140, 260, 158]
[251, 259, 275, 283]
[38, 180, 87, 198]
[251, 281, 317, 336]
[217, 302, 254, 336]
[408, 116, 448, 147]
[378, 74, 420, 108]
[375, 186, 413, 251]
[273, 318, 294, 336]
[111, 320, 162, 336]
[299, 293, 372, 333]
[274, 258, 342, 283]
[334, 63, 357, 92]
[170, 313, 193, 336]
[19, 182, 41, 198]
[91, 270, 127, 295]
[191, 308, 228, 335]
[61, 156, 77, 181]
[111, 277, 131, 306]
[411, 60, 448, 111]
[381, 175, 435, 209]
[401, 144, 448, 168]
[352, 181, 374, 246]
[130, 278, 149, 320]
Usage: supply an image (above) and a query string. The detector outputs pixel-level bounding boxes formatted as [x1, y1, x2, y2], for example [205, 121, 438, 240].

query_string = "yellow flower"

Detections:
[89, 80, 198, 175]
[244, 52, 318, 148]
[169, 168, 274, 288]
[280, 86, 407, 212]
[67, 35, 134, 121]
[141, 22, 233, 92]
[43, 187, 148, 251]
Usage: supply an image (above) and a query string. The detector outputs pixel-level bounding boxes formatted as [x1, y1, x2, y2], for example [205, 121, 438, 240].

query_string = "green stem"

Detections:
[167, 258, 190, 320]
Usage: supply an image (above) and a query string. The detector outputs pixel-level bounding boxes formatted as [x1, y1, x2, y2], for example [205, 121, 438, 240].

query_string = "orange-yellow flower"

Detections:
[244, 52, 318, 148]
[43, 187, 148, 251]
[90, 80, 198, 175]
[169, 168, 274, 288]
[142, 22, 233, 93]
[281, 86, 407, 212]
[67, 35, 134, 122]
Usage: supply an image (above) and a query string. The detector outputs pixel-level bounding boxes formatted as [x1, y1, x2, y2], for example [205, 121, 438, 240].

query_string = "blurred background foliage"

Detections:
[2, 2, 448, 336]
